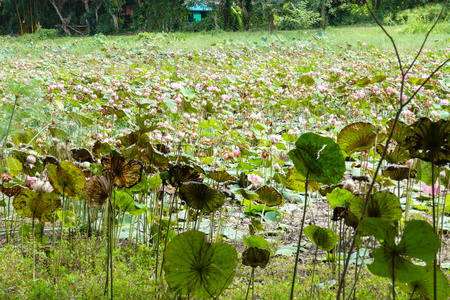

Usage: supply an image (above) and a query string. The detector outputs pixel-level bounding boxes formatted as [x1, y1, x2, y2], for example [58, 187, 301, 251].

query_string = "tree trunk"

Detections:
[373, 0, 377, 11]
[49, 0, 71, 35]
[110, 11, 119, 33]
[321, 3, 326, 29]
[268, 13, 274, 32]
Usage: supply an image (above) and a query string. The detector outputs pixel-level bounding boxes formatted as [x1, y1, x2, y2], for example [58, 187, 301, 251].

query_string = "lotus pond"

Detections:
[0, 32, 450, 299]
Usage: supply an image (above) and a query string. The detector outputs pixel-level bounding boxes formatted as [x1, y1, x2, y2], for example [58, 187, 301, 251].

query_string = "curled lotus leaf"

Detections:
[376, 143, 411, 164]
[178, 182, 225, 213]
[163, 230, 237, 299]
[168, 164, 203, 187]
[255, 185, 284, 207]
[274, 167, 320, 192]
[242, 247, 270, 269]
[101, 153, 144, 188]
[47, 161, 86, 198]
[337, 122, 383, 155]
[382, 164, 416, 181]
[386, 118, 409, 146]
[206, 170, 236, 183]
[82, 173, 111, 207]
[70, 147, 94, 163]
[404, 118, 450, 165]
[13, 188, 61, 222]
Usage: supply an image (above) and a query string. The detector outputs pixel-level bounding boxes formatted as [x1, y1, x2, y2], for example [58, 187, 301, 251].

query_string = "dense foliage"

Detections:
[0, 0, 447, 35]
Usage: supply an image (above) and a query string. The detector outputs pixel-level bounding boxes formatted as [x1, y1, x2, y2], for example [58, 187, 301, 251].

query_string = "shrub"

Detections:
[277, 1, 321, 30]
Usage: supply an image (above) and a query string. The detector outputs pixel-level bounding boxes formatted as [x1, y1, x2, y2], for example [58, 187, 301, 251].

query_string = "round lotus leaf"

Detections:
[398, 264, 450, 300]
[337, 122, 380, 155]
[56, 210, 76, 228]
[288, 132, 345, 186]
[242, 247, 270, 269]
[101, 154, 144, 188]
[243, 235, 271, 254]
[178, 182, 225, 213]
[255, 185, 284, 207]
[206, 170, 236, 183]
[350, 191, 402, 222]
[404, 118, 450, 165]
[359, 218, 440, 283]
[13, 188, 61, 222]
[138, 144, 169, 169]
[274, 167, 320, 192]
[326, 187, 353, 209]
[382, 164, 416, 181]
[304, 225, 339, 251]
[163, 230, 237, 299]
[47, 161, 86, 198]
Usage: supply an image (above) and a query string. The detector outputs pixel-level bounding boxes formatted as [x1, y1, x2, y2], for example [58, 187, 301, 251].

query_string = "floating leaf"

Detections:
[163, 230, 237, 299]
[288, 132, 345, 185]
[404, 118, 450, 165]
[255, 185, 284, 207]
[47, 161, 86, 198]
[359, 218, 440, 282]
[242, 247, 270, 268]
[178, 182, 225, 213]
[304, 225, 339, 251]
[350, 191, 402, 222]
[101, 153, 143, 188]
[13, 188, 61, 222]
[337, 122, 381, 155]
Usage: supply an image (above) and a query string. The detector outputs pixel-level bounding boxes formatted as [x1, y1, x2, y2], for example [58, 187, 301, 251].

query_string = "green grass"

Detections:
[1, 24, 449, 59]
[0, 235, 431, 300]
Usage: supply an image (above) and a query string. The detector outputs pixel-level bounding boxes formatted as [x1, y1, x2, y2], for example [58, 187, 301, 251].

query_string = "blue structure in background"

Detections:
[187, 3, 212, 22]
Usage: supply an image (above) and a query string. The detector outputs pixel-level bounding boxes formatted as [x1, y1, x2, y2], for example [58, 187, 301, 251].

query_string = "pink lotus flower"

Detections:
[232, 148, 241, 157]
[422, 183, 440, 196]
[25, 176, 37, 187]
[269, 134, 282, 144]
[248, 174, 263, 186]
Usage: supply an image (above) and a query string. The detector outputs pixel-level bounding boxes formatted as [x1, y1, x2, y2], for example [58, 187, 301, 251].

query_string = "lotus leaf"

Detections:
[242, 247, 270, 268]
[163, 230, 237, 299]
[178, 182, 225, 213]
[255, 185, 284, 207]
[13, 188, 61, 222]
[47, 161, 86, 198]
[304, 225, 339, 251]
[350, 191, 402, 222]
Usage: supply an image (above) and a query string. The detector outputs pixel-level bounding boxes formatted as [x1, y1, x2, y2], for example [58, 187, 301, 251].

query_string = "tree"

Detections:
[103, 0, 124, 33]
[49, 0, 72, 35]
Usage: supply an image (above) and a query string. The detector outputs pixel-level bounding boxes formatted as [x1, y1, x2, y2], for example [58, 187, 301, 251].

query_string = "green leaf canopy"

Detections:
[288, 132, 345, 185]
[163, 230, 237, 299]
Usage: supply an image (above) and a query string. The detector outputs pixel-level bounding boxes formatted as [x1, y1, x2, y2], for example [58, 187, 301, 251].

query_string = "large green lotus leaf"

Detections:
[242, 247, 270, 269]
[163, 230, 237, 299]
[350, 191, 402, 222]
[13, 189, 61, 222]
[326, 187, 353, 208]
[255, 185, 284, 207]
[337, 122, 380, 155]
[376, 143, 411, 164]
[359, 218, 440, 282]
[397, 220, 440, 263]
[113, 190, 147, 216]
[382, 165, 416, 181]
[398, 264, 450, 300]
[4, 157, 22, 177]
[169, 164, 203, 187]
[304, 225, 339, 251]
[206, 170, 236, 183]
[273, 167, 320, 192]
[386, 118, 409, 146]
[404, 118, 450, 165]
[235, 188, 259, 201]
[47, 161, 85, 198]
[288, 132, 345, 186]
[243, 235, 271, 254]
[178, 182, 225, 213]
[56, 210, 76, 229]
